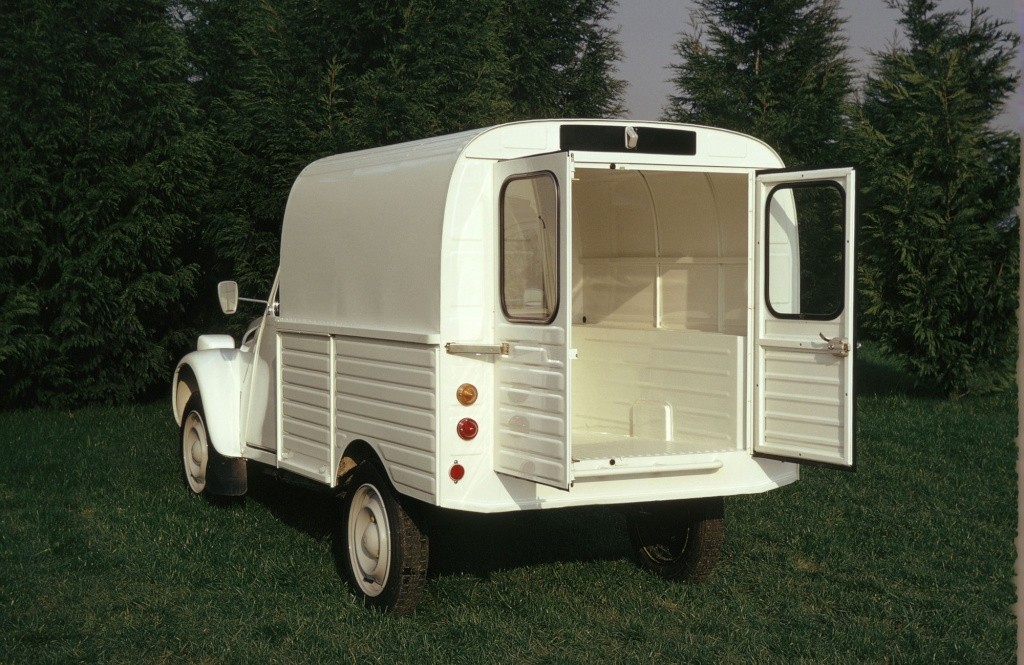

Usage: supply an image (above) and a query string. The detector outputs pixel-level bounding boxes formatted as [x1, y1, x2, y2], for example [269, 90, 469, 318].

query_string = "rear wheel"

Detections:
[340, 463, 428, 615]
[626, 497, 725, 583]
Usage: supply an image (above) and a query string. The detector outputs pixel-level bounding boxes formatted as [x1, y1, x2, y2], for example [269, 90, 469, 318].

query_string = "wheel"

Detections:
[339, 463, 428, 615]
[180, 395, 210, 496]
[626, 497, 725, 583]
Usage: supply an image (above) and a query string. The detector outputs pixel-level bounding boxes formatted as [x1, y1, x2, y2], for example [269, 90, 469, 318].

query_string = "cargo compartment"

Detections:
[569, 169, 749, 466]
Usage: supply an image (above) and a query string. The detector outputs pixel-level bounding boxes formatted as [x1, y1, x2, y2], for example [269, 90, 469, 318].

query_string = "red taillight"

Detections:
[449, 463, 465, 482]
[457, 418, 478, 440]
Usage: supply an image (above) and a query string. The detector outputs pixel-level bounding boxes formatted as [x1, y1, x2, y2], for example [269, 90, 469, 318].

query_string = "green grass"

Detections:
[0, 351, 1016, 663]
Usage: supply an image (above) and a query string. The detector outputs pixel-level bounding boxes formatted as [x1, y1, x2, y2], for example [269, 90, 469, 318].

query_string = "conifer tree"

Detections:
[0, 1, 209, 406]
[0, 0, 626, 404]
[666, 0, 854, 167]
[344, 0, 515, 147]
[184, 0, 625, 300]
[666, 0, 854, 310]
[853, 0, 1019, 395]
[184, 0, 518, 297]
[500, 0, 625, 119]
[183, 0, 356, 297]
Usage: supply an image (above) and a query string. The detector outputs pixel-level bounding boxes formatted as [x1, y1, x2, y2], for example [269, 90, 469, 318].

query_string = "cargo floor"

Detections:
[571, 431, 736, 461]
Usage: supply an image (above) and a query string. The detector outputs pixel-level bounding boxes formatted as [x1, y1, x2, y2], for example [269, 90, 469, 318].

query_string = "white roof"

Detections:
[277, 120, 782, 339]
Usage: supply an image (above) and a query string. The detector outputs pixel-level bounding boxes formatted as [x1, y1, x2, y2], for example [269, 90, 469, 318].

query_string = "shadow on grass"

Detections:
[855, 342, 942, 398]
[424, 505, 631, 579]
[241, 467, 631, 580]
[244, 466, 337, 540]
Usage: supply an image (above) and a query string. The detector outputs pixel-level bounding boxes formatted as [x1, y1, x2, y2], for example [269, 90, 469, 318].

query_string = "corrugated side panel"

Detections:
[279, 333, 333, 483]
[334, 338, 437, 502]
[494, 324, 570, 489]
[762, 348, 844, 462]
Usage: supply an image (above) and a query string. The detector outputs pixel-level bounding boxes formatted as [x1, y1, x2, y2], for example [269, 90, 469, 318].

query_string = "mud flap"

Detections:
[205, 445, 247, 496]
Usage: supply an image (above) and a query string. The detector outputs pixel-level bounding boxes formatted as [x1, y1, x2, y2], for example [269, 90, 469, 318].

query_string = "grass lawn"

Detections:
[0, 349, 1016, 663]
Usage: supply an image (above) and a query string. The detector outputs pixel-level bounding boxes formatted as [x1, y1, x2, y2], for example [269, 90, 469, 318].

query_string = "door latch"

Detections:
[445, 342, 510, 356]
[818, 333, 851, 358]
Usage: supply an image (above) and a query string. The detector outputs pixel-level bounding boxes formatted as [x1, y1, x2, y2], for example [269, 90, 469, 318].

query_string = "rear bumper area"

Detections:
[437, 451, 799, 513]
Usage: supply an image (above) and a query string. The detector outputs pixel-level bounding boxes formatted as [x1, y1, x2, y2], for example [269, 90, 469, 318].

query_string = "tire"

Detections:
[340, 463, 428, 615]
[180, 395, 210, 496]
[626, 497, 725, 583]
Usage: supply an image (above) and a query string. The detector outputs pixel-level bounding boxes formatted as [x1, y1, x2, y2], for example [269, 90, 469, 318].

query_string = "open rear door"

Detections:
[493, 153, 574, 490]
[754, 167, 856, 468]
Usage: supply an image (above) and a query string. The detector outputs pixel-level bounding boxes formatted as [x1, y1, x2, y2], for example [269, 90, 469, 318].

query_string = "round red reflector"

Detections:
[449, 463, 465, 482]
[457, 418, 478, 440]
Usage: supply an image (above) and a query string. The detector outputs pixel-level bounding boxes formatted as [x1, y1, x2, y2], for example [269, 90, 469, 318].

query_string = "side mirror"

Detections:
[217, 281, 239, 315]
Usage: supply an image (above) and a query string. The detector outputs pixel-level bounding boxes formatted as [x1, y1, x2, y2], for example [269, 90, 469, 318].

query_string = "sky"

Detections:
[609, 0, 1019, 130]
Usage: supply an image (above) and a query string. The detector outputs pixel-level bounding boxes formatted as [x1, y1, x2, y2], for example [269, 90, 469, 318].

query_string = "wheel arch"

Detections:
[172, 348, 245, 458]
[337, 439, 423, 506]
[337, 439, 385, 485]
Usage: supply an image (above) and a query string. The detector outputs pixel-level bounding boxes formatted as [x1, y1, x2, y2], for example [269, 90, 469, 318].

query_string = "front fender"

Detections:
[172, 348, 244, 458]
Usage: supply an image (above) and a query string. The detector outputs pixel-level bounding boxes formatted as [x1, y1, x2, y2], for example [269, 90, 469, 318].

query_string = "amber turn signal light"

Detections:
[456, 383, 478, 406]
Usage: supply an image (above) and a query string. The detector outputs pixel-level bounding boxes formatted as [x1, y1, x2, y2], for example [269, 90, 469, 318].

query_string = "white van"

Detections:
[172, 119, 856, 614]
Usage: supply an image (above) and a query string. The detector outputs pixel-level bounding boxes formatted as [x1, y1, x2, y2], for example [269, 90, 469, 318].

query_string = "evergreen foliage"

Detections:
[182, 0, 358, 298]
[853, 0, 1019, 396]
[665, 0, 854, 167]
[183, 0, 625, 300]
[0, 0, 624, 405]
[344, 0, 515, 146]
[501, 0, 625, 119]
[665, 0, 855, 313]
[0, 1, 209, 406]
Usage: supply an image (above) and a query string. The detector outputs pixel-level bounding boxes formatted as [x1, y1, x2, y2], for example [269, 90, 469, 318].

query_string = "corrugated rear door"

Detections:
[492, 153, 574, 490]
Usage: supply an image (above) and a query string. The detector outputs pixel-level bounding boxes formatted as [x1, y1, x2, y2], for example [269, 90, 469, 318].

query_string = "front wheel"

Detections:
[339, 463, 428, 615]
[180, 395, 210, 496]
[626, 497, 725, 583]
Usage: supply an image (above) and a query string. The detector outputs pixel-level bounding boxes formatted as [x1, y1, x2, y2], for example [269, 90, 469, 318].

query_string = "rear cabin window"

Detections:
[765, 182, 846, 320]
[501, 173, 558, 323]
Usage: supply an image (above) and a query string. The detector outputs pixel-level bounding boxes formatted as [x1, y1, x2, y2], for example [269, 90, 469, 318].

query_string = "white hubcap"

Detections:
[348, 484, 391, 597]
[182, 411, 208, 493]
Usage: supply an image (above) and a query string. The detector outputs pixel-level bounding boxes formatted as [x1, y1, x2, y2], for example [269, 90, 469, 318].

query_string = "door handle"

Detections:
[819, 333, 850, 358]
[445, 342, 510, 356]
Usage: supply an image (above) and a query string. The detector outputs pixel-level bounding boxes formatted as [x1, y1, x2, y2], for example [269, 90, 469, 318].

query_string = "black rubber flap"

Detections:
[559, 125, 697, 155]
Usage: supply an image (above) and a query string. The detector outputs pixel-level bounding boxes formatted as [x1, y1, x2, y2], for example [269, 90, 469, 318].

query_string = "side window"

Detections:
[765, 182, 845, 319]
[501, 173, 559, 323]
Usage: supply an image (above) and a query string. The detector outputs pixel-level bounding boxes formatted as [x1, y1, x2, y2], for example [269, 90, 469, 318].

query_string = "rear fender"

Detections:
[172, 348, 244, 458]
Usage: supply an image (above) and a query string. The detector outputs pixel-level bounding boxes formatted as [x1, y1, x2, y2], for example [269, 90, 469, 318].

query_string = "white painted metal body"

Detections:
[172, 119, 856, 513]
